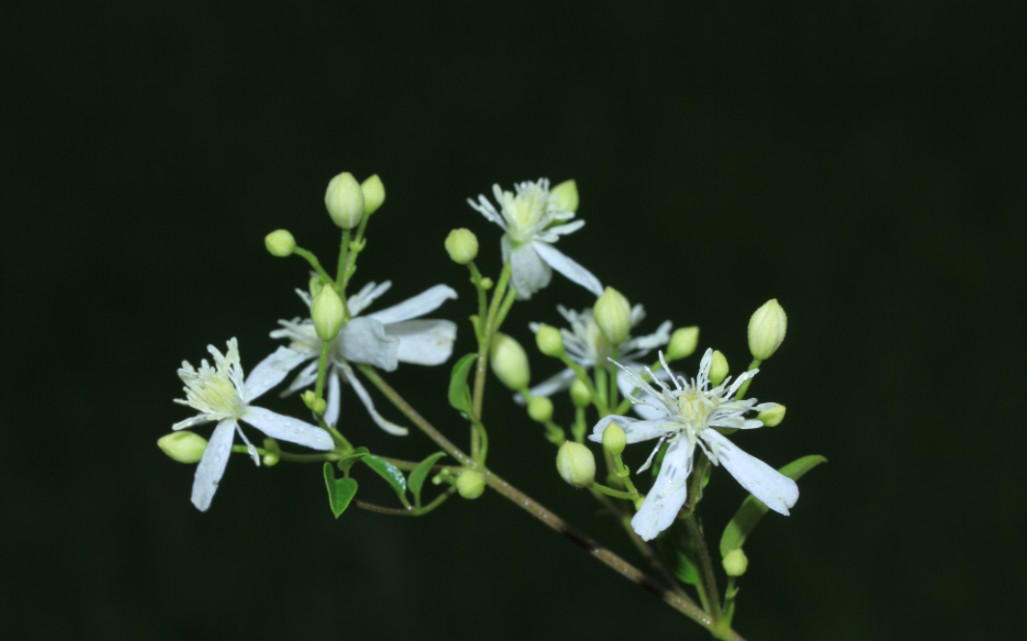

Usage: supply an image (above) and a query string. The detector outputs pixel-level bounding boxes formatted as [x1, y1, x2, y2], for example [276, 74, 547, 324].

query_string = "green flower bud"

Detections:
[709, 350, 729, 387]
[602, 423, 627, 455]
[324, 171, 365, 230]
[308, 276, 326, 299]
[360, 174, 385, 215]
[593, 287, 632, 345]
[264, 229, 296, 257]
[311, 285, 345, 341]
[535, 324, 565, 357]
[262, 439, 280, 467]
[570, 379, 591, 408]
[157, 431, 207, 464]
[444, 228, 479, 265]
[666, 326, 699, 361]
[757, 403, 787, 427]
[456, 469, 486, 499]
[748, 298, 787, 360]
[490, 333, 530, 390]
[549, 179, 579, 213]
[556, 441, 596, 488]
[527, 396, 554, 423]
[722, 548, 749, 577]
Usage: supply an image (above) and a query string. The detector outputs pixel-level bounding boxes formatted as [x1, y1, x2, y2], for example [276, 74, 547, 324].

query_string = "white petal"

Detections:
[624, 320, 672, 354]
[700, 430, 798, 515]
[524, 368, 577, 400]
[283, 360, 319, 395]
[342, 366, 409, 436]
[589, 415, 675, 445]
[243, 346, 311, 402]
[508, 241, 552, 300]
[324, 368, 342, 427]
[242, 406, 334, 450]
[190, 420, 237, 512]
[348, 281, 392, 317]
[367, 285, 457, 325]
[618, 369, 665, 420]
[631, 438, 693, 541]
[338, 317, 400, 371]
[386, 319, 457, 365]
[533, 242, 603, 296]
[234, 423, 260, 464]
[173, 413, 213, 431]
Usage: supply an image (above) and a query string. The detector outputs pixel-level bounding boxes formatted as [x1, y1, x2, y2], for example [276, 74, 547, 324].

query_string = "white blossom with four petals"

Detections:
[257, 281, 458, 435]
[467, 178, 603, 299]
[173, 338, 334, 511]
[589, 349, 799, 541]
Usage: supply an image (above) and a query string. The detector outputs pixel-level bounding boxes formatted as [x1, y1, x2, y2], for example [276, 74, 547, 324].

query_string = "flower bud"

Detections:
[324, 171, 365, 229]
[570, 379, 591, 408]
[311, 285, 346, 342]
[602, 423, 627, 455]
[360, 174, 385, 215]
[556, 442, 596, 488]
[722, 548, 749, 577]
[490, 333, 530, 390]
[534, 324, 565, 357]
[264, 229, 295, 257]
[549, 179, 579, 213]
[709, 350, 729, 387]
[444, 228, 479, 265]
[666, 326, 699, 361]
[748, 298, 787, 360]
[157, 431, 207, 464]
[456, 469, 486, 499]
[262, 438, 280, 467]
[594, 287, 631, 345]
[757, 403, 787, 427]
[527, 396, 553, 423]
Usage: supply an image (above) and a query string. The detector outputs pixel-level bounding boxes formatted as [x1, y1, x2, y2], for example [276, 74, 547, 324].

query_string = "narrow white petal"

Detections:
[342, 366, 409, 436]
[242, 406, 334, 450]
[173, 413, 213, 431]
[367, 285, 457, 325]
[631, 438, 693, 541]
[190, 420, 237, 512]
[524, 368, 577, 400]
[387, 319, 457, 365]
[617, 369, 665, 420]
[324, 369, 342, 427]
[700, 430, 798, 515]
[624, 320, 673, 354]
[589, 415, 676, 445]
[509, 242, 552, 299]
[533, 242, 603, 296]
[338, 317, 400, 371]
[243, 346, 311, 402]
[284, 360, 319, 395]
[234, 423, 261, 464]
[347, 281, 392, 317]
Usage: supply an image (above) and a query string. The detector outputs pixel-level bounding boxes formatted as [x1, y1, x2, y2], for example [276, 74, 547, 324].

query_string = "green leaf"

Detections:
[323, 463, 359, 518]
[657, 523, 700, 586]
[360, 454, 408, 503]
[408, 451, 447, 508]
[719, 454, 827, 557]
[337, 446, 370, 473]
[448, 353, 478, 414]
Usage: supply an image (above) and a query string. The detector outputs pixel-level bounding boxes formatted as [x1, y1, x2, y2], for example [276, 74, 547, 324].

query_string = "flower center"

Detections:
[676, 389, 716, 431]
[505, 186, 549, 239]
[186, 367, 244, 417]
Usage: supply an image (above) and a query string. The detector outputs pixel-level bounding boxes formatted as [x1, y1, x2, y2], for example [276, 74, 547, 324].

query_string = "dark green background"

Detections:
[7, 1, 1025, 639]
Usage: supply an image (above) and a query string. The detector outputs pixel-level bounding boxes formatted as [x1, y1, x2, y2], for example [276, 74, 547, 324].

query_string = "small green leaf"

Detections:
[360, 454, 408, 503]
[657, 523, 700, 586]
[448, 353, 478, 414]
[323, 463, 359, 518]
[409, 451, 447, 508]
[338, 446, 370, 473]
[719, 454, 827, 557]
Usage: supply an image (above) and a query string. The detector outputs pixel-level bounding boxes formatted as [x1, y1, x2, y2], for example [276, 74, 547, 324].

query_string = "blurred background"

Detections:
[6, 1, 1025, 639]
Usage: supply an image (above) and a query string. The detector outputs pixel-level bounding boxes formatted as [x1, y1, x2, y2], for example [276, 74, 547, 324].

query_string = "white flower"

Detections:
[173, 338, 334, 511]
[259, 281, 458, 435]
[588, 349, 799, 541]
[526, 305, 671, 415]
[467, 178, 603, 299]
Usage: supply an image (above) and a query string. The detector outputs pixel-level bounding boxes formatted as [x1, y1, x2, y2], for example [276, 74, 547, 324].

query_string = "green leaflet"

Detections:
[657, 522, 700, 586]
[323, 463, 359, 518]
[408, 451, 447, 508]
[448, 353, 478, 414]
[359, 454, 408, 503]
[719, 454, 827, 558]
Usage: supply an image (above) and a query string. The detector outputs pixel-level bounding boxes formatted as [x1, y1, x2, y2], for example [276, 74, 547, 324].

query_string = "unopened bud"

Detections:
[556, 442, 596, 488]
[549, 179, 580, 213]
[262, 438, 280, 467]
[324, 171, 365, 229]
[527, 396, 553, 423]
[311, 285, 345, 341]
[709, 350, 729, 387]
[757, 403, 787, 427]
[445, 228, 479, 265]
[748, 298, 787, 360]
[360, 174, 385, 215]
[594, 287, 631, 345]
[456, 470, 486, 499]
[157, 431, 207, 464]
[264, 229, 296, 257]
[602, 423, 627, 455]
[490, 333, 530, 390]
[666, 326, 699, 361]
[535, 324, 565, 357]
[570, 379, 591, 408]
[723, 548, 749, 577]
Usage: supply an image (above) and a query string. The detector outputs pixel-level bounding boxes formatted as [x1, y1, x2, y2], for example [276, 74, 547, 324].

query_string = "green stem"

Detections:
[335, 229, 351, 288]
[355, 487, 456, 517]
[589, 482, 637, 500]
[314, 342, 331, 400]
[684, 513, 722, 619]
[231, 445, 339, 463]
[468, 262, 489, 341]
[470, 262, 512, 458]
[293, 247, 333, 285]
